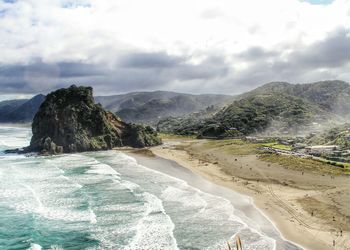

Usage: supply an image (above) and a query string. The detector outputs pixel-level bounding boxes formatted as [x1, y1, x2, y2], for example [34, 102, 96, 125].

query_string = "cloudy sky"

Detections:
[0, 0, 349, 97]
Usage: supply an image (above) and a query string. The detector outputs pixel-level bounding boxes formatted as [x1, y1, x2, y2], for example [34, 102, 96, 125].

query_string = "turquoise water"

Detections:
[0, 126, 298, 250]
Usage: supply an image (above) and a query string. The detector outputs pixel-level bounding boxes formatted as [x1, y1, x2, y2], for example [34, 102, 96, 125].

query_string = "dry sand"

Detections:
[147, 139, 350, 250]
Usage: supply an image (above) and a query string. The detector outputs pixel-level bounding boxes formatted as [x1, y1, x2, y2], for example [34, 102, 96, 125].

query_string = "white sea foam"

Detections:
[28, 243, 42, 250]
[0, 127, 31, 149]
[124, 192, 178, 250]
[119, 179, 140, 192]
[0, 156, 91, 223]
[114, 151, 246, 223]
[101, 151, 279, 249]
[89, 208, 97, 224]
[86, 162, 121, 176]
[29, 243, 42, 250]
[161, 186, 207, 210]
[20, 183, 44, 211]
[49, 245, 64, 250]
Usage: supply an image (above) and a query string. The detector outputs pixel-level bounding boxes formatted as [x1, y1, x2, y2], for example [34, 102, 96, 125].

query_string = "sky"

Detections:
[0, 0, 349, 97]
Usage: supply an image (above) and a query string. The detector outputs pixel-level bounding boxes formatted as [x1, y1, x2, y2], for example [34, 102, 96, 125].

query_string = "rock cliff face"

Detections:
[28, 85, 161, 154]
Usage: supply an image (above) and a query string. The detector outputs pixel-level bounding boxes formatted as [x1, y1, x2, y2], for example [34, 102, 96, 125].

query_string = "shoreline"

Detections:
[128, 139, 350, 250]
[126, 149, 302, 250]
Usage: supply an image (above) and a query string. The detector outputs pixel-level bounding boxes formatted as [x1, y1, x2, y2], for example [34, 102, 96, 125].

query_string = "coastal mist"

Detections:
[0, 126, 298, 250]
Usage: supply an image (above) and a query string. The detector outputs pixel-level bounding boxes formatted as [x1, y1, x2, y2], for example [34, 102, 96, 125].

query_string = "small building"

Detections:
[245, 136, 258, 142]
[245, 136, 269, 143]
[228, 127, 238, 131]
[305, 145, 340, 156]
[344, 134, 350, 141]
[278, 139, 294, 145]
[294, 143, 307, 150]
[341, 150, 350, 157]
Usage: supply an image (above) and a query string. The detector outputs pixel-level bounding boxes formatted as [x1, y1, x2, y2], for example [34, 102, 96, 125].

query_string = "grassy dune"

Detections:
[197, 139, 350, 175]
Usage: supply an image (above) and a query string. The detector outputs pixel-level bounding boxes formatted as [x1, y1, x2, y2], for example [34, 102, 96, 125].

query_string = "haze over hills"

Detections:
[0, 91, 233, 124]
[95, 91, 184, 112]
[95, 91, 233, 124]
[239, 80, 350, 114]
[157, 80, 350, 137]
[1, 81, 349, 138]
[306, 123, 350, 149]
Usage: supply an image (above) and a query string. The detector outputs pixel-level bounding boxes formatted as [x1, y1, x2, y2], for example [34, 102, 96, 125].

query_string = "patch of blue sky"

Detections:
[0, 6, 8, 17]
[2, 0, 16, 3]
[61, 0, 91, 9]
[301, 0, 334, 5]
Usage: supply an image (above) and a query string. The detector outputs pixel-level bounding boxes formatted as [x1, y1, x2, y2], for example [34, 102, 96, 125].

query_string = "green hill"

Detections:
[96, 91, 233, 124]
[241, 80, 350, 113]
[157, 80, 350, 138]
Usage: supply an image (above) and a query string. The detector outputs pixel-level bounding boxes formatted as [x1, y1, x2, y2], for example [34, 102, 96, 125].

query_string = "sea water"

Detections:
[0, 126, 300, 250]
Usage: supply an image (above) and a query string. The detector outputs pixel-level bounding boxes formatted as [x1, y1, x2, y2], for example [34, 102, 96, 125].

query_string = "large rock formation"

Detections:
[28, 85, 161, 154]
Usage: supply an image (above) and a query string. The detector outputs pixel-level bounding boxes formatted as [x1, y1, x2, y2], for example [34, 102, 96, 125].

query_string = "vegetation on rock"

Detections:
[29, 85, 161, 154]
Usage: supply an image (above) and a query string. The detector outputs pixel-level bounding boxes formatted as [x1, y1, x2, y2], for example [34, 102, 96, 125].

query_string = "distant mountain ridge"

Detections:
[240, 80, 350, 112]
[95, 91, 183, 112]
[96, 91, 233, 124]
[157, 80, 350, 137]
[1, 81, 349, 137]
[0, 94, 45, 123]
[0, 90, 233, 124]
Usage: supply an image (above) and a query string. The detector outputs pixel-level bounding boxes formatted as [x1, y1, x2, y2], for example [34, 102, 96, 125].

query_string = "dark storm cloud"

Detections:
[0, 52, 231, 94]
[118, 52, 229, 80]
[228, 28, 350, 91]
[57, 62, 106, 77]
[0, 62, 105, 78]
[118, 52, 183, 69]
[91, 53, 231, 93]
[1, 27, 349, 96]
[0, 61, 107, 94]
[0, 65, 26, 77]
[0, 80, 31, 93]
[80, 52, 231, 94]
[235, 28, 350, 70]
[237, 46, 277, 61]
[289, 28, 350, 68]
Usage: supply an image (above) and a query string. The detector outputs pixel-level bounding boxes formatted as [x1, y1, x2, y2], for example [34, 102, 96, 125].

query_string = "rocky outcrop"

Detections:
[27, 85, 161, 154]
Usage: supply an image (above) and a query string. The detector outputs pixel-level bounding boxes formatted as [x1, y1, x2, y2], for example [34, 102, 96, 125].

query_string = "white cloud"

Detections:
[0, 0, 349, 95]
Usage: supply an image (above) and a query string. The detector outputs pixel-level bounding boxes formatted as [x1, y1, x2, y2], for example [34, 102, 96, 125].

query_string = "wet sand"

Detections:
[130, 139, 350, 250]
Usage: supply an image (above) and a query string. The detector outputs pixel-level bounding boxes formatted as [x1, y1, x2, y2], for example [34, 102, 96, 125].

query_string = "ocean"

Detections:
[0, 126, 301, 250]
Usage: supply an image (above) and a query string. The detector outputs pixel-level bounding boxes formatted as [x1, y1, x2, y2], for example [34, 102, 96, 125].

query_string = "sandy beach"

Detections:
[130, 138, 350, 250]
